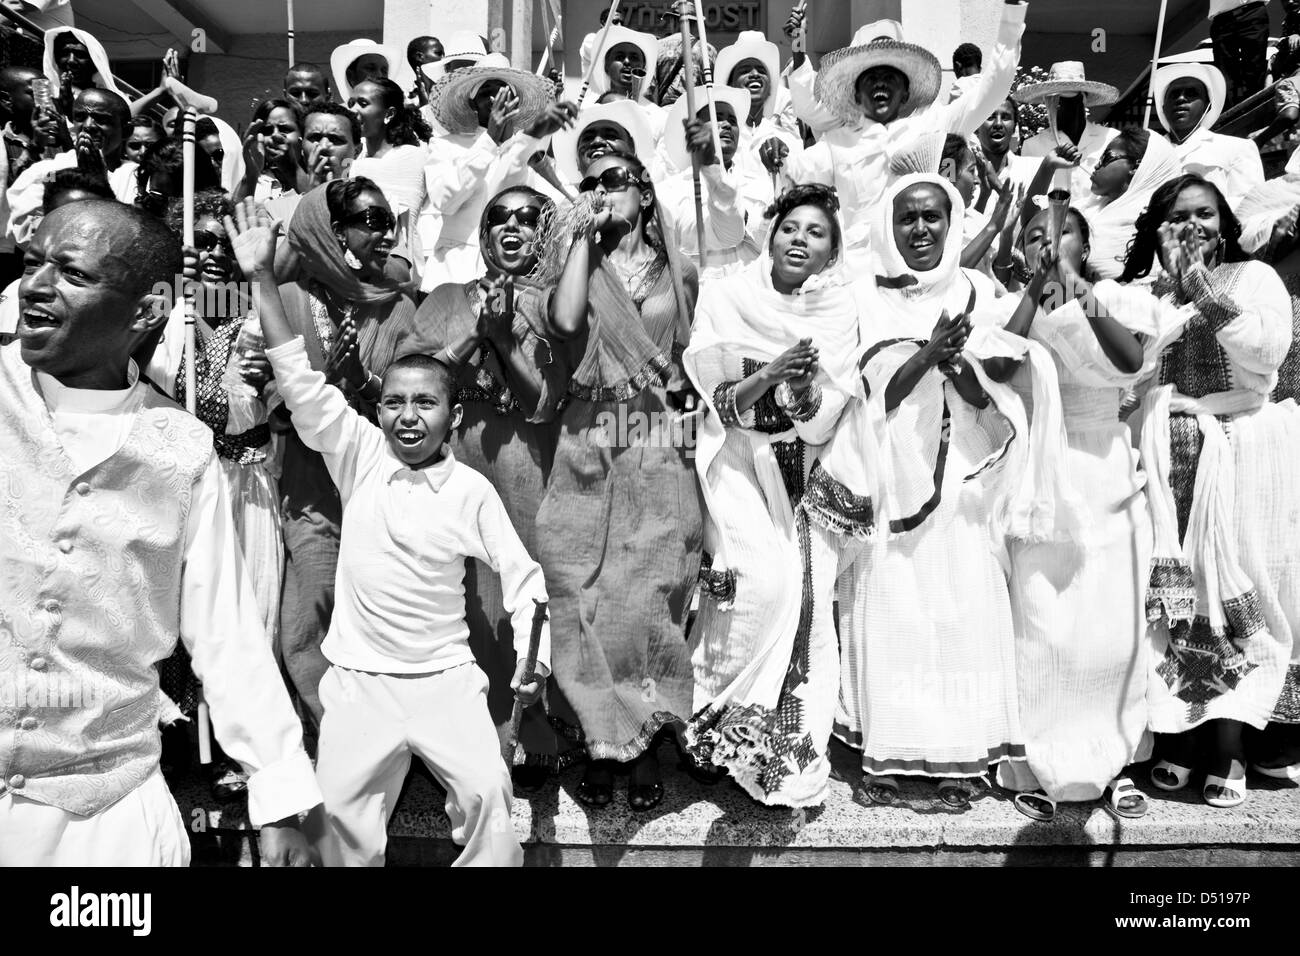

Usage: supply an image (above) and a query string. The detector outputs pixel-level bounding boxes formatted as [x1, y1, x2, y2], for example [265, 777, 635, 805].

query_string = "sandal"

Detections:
[627, 753, 664, 812]
[1013, 789, 1056, 822]
[865, 774, 900, 806]
[680, 754, 728, 786]
[575, 761, 614, 808]
[1203, 773, 1247, 809]
[1103, 776, 1149, 820]
[208, 761, 248, 803]
[1149, 759, 1193, 792]
[936, 778, 971, 810]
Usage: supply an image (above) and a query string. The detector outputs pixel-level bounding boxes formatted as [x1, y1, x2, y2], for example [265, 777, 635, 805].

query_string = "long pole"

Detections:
[690, 0, 724, 172]
[1143, 0, 1170, 129]
[181, 106, 212, 767]
[287, 0, 295, 67]
[575, 0, 623, 107]
[502, 600, 549, 767]
[678, 11, 708, 269]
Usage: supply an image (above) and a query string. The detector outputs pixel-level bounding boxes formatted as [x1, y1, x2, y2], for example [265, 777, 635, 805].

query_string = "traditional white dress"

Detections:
[1126, 260, 1300, 731]
[998, 282, 1186, 802]
[682, 255, 860, 806]
[809, 175, 1081, 780]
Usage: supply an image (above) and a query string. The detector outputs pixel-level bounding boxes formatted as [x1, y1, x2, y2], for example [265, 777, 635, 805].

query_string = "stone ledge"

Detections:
[174, 739, 1300, 860]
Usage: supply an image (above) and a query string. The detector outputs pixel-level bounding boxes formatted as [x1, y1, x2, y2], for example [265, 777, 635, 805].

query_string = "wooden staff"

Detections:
[1143, 0, 1170, 129]
[287, 0, 296, 67]
[689, 0, 724, 169]
[678, 9, 708, 269]
[575, 0, 623, 107]
[502, 600, 550, 767]
[537, 22, 562, 75]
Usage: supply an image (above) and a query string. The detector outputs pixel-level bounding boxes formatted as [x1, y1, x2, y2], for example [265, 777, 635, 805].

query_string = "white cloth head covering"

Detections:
[43, 26, 122, 99]
[1153, 63, 1228, 142]
[1085, 132, 1182, 279]
[713, 31, 782, 120]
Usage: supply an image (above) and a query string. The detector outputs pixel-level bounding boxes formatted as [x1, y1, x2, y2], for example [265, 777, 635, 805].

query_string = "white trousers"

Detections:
[0, 768, 190, 866]
[315, 663, 522, 867]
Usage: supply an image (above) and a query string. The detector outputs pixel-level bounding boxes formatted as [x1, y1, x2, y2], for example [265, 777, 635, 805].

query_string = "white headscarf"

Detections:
[1086, 132, 1181, 280]
[43, 26, 123, 99]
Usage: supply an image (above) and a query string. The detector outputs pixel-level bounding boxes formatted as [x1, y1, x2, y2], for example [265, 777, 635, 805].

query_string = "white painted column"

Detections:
[383, 0, 492, 91]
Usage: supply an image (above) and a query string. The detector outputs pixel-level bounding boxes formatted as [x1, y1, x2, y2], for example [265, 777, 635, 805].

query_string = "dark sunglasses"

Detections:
[193, 229, 232, 253]
[578, 166, 641, 195]
[486, 204, 542, 228]
[344, 206, 396, 234]
[1097, 151, 1131, 169]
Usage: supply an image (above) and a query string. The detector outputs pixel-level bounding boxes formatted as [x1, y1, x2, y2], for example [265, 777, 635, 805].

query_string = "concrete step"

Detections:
[173, 739, 1300, 866]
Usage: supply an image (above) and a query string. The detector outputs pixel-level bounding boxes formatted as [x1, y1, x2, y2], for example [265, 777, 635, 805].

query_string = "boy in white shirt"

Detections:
[227, 199, 550, 867]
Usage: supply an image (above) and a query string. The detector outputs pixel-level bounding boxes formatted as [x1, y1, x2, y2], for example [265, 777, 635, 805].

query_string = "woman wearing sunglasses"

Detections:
[145, 190, 282, 802]
[273, 178, 420, 732]
[133, 136, 222, 219]
[400, 186, 567, 788]
[530, 151, 703, 811]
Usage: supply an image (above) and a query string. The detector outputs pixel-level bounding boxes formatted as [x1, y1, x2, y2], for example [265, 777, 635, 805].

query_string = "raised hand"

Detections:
[683, 117, 718, 165]
[759, 137, 790, 174]
[476, 274, 515, 340]
[784, 3, 806, 37]
[765, 338, 819, 387]
[1046, 142, 1082, 170]
[324, 313, 366, 389]
[242, 119, 268, 180]
[487, 86, 521, 144]
[525, 100, 578, 138]
[920, 310, 970, 368]
[223, 197, 281, 278]
[1157, 221, 1188, 284]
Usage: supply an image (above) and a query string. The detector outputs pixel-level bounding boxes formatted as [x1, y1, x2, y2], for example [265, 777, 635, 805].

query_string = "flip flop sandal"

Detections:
[1103, 776, 1149, 820]
[1203, 773, 1247, 809]
[627, 781, 665, 812]
[865, 774, 901, 806]
[576, 764, 615, 808]
[1149, 759, 1193, 792]
[1250, 761, 1300, 784]
[936, 779, 971, 810]
[1013, 790, 1057, 822]
[208, 763, 249, 803]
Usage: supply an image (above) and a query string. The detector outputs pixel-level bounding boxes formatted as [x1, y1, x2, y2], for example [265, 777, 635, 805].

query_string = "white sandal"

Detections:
[1150, 759, 1193, 792]
[1103, 776, 1148, 820]
[1013, 790, 1056, 822]
[1203, 773, 1247, 809]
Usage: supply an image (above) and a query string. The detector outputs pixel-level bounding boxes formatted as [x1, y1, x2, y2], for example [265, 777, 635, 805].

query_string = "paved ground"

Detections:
[174, 736, 1300, 866]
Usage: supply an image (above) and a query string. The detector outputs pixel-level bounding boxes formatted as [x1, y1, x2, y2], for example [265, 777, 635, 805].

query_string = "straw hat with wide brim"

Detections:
[1013, 61, 1119, 107]
[1152, 62, 1227, 136]
[553, 100, 655, 185]
[429, 62, 555, 137]
[714, 31, 781, 118]
[814, 39, 943, 124]
[589, 25, 659, 99]
[663, 86, 751, 172]
[331, 38, 400, 101]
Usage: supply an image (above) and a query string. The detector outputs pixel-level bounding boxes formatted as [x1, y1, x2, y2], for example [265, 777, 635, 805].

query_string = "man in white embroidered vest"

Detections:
[0, 199, 321, 865]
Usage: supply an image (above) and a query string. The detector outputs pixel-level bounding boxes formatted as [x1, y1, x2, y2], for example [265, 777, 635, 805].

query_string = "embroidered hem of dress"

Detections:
[568, 352, 673, 403]
[829, 727, 1028, 778]
[1273, 663, 1300, 723]
[549, 711, 684, 763]
[697, 558, 738, 608]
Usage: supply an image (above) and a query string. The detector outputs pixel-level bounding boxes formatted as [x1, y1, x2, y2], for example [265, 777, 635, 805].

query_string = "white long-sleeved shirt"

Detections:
[266, 337, 552, 675]
[5, 151, 138, 247]
[658, 163, 748, 278]
[30, 357, 320, 826]
[1162, 129, 1265, 212]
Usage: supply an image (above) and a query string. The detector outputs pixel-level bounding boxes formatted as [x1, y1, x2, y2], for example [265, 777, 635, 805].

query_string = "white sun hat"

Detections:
[713, 31, 781, 118]
[589, 25, 659, 100]
[663, 85, 751, 172]
[552, 100, 655, 184]
[331, 38, 400, 101]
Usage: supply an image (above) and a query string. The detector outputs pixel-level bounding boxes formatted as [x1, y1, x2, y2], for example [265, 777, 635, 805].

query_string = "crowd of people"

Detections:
[2, 0, 1300, 868]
